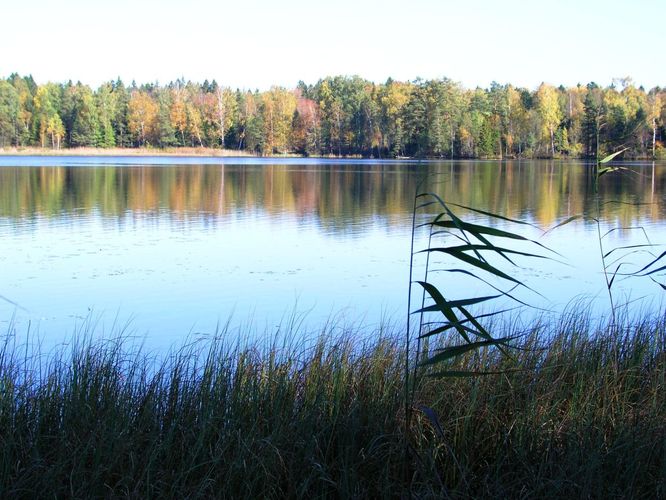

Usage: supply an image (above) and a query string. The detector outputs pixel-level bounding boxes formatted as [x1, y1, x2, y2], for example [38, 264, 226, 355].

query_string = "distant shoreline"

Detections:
[1, 147, 661, 162]
[0, 147, 268, 158]
[0, 147, 378, 160]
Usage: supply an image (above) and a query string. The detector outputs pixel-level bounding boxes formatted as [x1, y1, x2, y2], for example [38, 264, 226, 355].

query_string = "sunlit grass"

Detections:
[0, 308, 664, 498]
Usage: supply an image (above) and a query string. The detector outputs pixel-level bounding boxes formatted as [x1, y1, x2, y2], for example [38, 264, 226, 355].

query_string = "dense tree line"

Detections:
[0, 74, 664, 159]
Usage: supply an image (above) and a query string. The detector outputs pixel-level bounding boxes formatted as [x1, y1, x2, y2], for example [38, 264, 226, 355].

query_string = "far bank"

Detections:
[2, 146, 663, 161]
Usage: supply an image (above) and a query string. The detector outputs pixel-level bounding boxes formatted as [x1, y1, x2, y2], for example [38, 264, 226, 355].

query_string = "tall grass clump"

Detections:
[0, 309, 664, 498]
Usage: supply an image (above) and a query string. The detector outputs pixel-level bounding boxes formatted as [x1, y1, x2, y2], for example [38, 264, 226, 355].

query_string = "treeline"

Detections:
[0, 74, 664, 158]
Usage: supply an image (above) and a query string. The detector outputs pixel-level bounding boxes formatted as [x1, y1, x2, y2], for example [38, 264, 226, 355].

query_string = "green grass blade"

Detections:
[427, 369, 514, 378]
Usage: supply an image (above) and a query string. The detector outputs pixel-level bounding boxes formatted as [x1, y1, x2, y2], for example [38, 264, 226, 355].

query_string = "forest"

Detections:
[0, 73, 664, 159]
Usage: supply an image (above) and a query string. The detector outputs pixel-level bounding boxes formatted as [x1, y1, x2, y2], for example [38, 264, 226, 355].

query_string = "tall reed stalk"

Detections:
[403, 180, 554, 491]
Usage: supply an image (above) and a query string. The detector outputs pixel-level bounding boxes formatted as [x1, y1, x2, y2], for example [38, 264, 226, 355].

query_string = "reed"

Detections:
[0, 309, 664, 498]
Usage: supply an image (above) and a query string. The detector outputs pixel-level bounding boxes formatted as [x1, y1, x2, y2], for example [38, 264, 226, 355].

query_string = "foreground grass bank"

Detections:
[1, 309, 665, 498]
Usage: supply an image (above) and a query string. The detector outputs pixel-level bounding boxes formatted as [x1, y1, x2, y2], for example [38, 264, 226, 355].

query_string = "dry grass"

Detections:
[0, 146, 259, 157]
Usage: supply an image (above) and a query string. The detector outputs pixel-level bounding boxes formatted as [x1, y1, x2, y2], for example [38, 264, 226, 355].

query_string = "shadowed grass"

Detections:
[0, 308, 664, 498]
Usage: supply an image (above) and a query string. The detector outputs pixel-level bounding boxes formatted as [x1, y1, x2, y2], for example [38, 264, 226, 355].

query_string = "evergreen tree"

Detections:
[155, 90, 176, 147]
[70, 85, 101, 147]
[583, 84, 605, 158]
[96, 83, 117, 148]
[0, 80, 20, 146]
[112, 79, 131, 147]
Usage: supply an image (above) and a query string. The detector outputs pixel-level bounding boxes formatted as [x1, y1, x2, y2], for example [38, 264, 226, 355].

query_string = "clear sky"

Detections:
[1, 0, 663, 90]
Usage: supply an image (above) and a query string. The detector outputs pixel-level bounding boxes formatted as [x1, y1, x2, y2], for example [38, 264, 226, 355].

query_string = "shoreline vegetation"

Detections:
[1, 74, 664, 160]
[1, 145, 666, 161]
[3, 145, 665, 161]
[1, 307, 664, 497]
[0, 146, 261, 158]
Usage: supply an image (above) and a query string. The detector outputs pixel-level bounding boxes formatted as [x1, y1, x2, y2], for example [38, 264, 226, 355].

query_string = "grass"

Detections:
[0, 308, 664, 498]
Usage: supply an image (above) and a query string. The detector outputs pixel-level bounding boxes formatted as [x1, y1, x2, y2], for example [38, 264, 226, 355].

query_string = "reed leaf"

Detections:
[635, 250, 666, 275]
[419, 337, 513, 367]
[417, 308, 517, 340]
[446, 202, 542, 228]
[423, 244, 548, 260]
[597, 165, 630, 178]
[430, 220, 533, 241]
[598, 147, 628, 164]
[413, 294, 503, 314]
[429, 249, 524, 286]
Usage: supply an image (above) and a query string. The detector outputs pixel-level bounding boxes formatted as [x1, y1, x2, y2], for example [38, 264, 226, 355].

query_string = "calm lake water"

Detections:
[1, 156, 665, 349]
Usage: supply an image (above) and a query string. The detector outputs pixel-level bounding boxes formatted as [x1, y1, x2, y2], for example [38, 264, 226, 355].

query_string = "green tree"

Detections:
[465, 88, 493, 157]
[316, 77, 346, 155]
[583, 83, 605, 158]
[155, 89, 176, 147]
[111, 79, 131, 148]
[403, 80, 429, 157]
[0, 80, 20, 146]
[71, 84, 101, 147]
[488, 82, 510, 158]
[96, 82, 117, 148]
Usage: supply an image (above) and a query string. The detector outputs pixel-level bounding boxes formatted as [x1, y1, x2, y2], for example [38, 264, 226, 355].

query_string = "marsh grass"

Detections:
[0, 309, 664, 498]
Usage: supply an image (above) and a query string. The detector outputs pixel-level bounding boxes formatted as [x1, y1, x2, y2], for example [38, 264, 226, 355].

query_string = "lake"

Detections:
[1, 156, 665, 349]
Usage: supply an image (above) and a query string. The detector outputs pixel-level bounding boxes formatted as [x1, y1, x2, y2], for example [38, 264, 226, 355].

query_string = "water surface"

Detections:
[1, 156, 664, 348]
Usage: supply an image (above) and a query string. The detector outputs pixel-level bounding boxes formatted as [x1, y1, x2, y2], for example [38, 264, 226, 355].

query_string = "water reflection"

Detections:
[1, 161, 664, 231]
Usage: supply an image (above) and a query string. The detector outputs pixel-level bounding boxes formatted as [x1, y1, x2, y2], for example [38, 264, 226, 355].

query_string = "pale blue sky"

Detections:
[1, 0, 663, 90]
